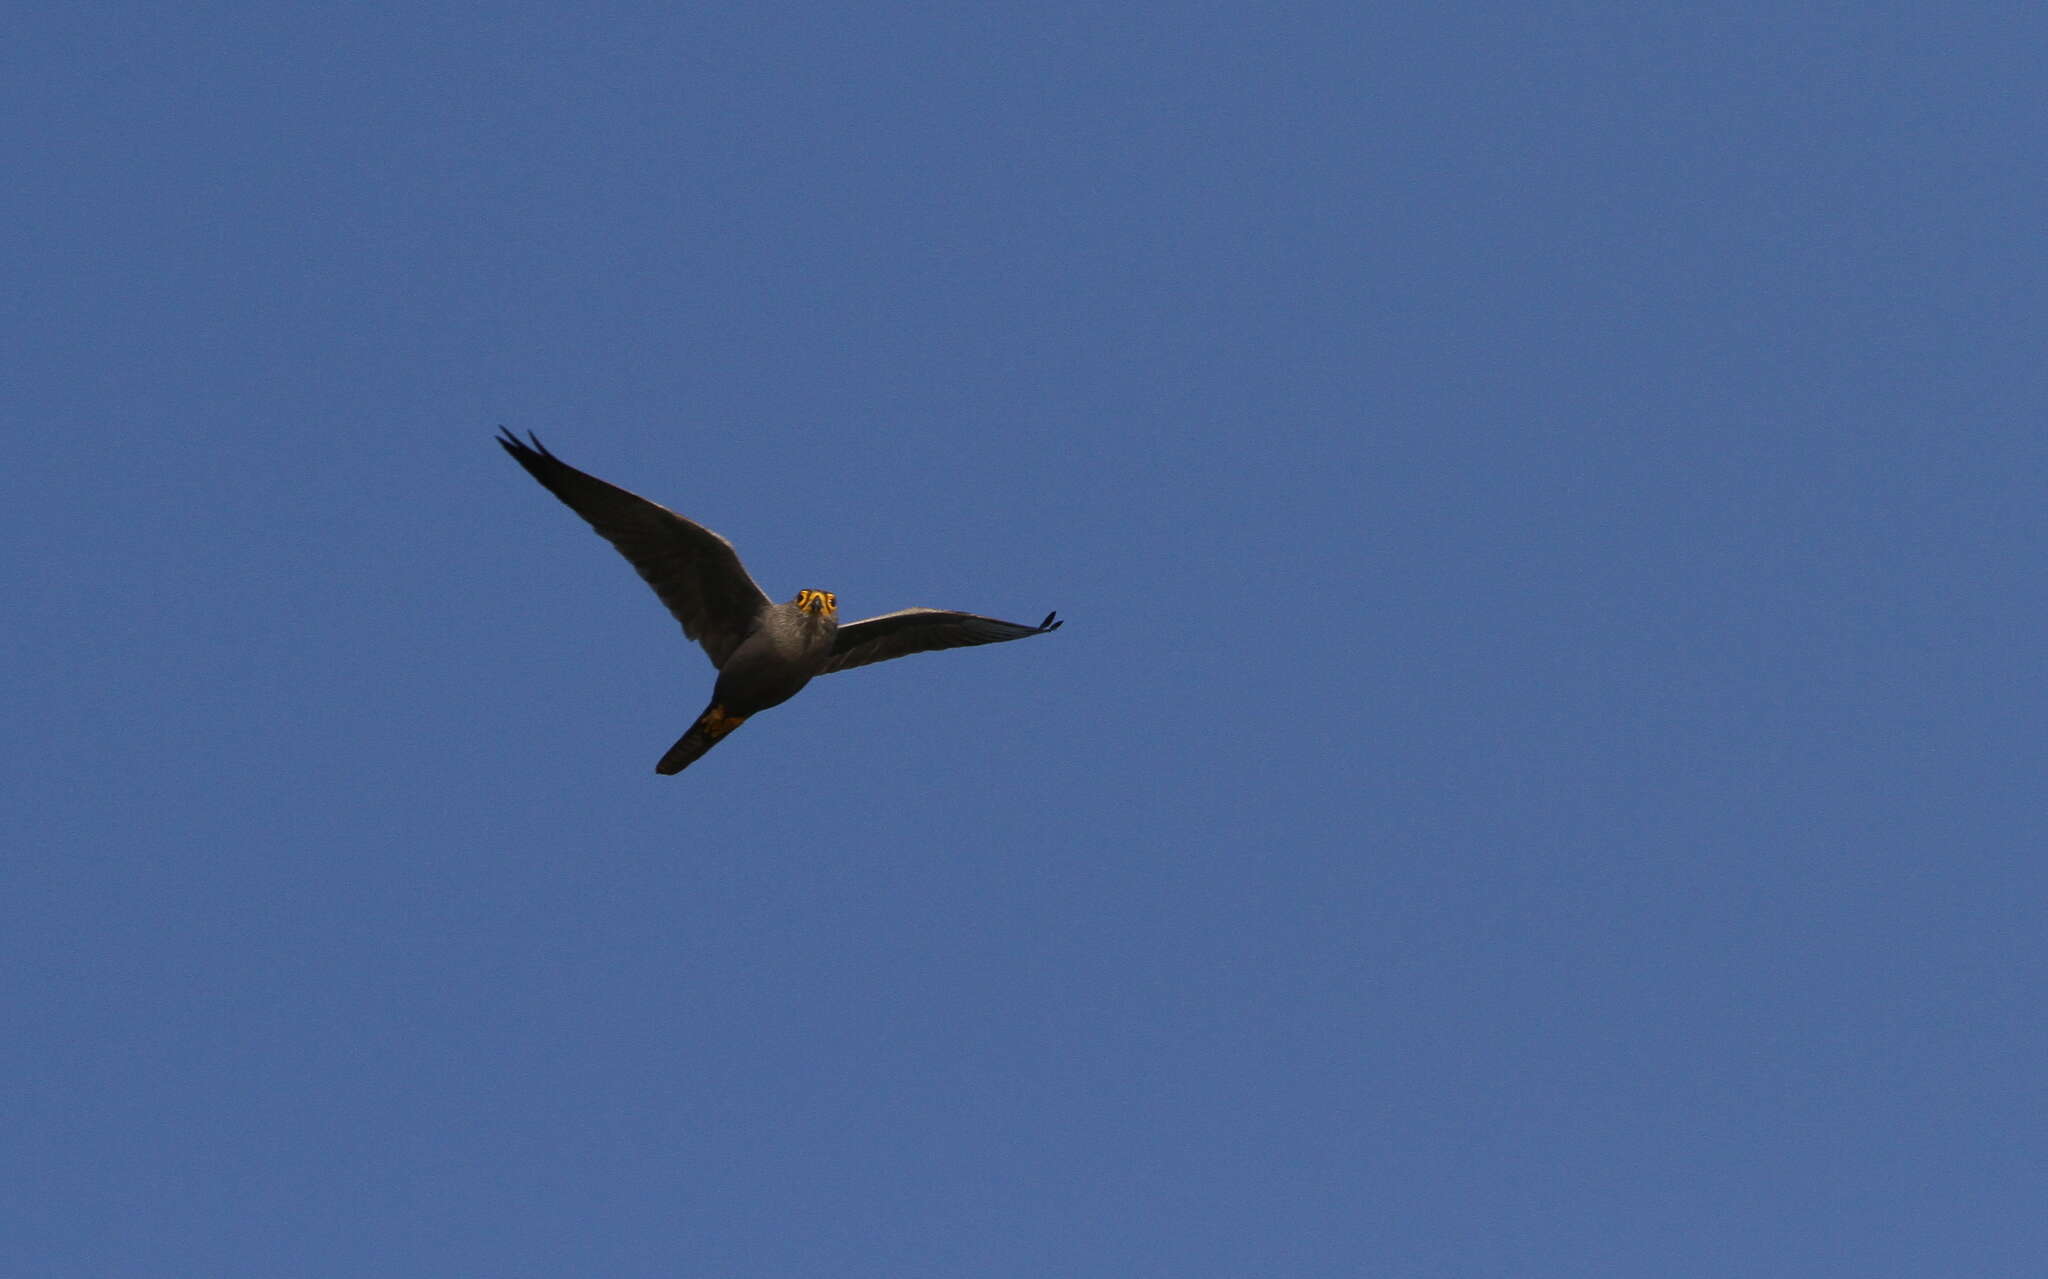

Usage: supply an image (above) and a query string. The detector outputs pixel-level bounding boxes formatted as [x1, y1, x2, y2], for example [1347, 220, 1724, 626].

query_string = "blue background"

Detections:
[7, 4, 2044, 1275]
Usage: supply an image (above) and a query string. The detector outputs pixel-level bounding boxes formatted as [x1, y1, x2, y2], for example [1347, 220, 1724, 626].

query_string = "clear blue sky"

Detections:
[7, 4, 2044, 1275]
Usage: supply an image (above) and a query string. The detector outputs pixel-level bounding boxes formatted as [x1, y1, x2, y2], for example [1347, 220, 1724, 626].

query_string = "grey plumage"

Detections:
[497, 430, 1062, 773]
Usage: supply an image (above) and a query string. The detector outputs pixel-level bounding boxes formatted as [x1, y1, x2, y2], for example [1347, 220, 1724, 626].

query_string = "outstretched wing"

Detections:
[497, 430, 772, 668]
[822, 608, 1063, 675]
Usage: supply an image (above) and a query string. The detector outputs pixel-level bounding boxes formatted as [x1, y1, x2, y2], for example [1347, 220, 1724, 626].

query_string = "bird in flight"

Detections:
[497, 430, 1063, 774]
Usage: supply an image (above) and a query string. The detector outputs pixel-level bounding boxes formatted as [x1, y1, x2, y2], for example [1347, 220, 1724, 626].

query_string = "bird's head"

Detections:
[793, 589, 838, 619]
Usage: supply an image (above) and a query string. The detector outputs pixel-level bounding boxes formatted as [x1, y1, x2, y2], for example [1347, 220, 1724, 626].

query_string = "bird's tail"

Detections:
[655, 703, 749, 775]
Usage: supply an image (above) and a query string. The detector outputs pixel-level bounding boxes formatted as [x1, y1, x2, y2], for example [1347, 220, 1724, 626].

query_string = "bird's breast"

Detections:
[710, 610, 836, 713]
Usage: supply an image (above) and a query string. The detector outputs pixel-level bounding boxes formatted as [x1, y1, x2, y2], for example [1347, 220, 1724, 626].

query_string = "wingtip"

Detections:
[1039, 611, 1063, 631]
[494, 427, 551, 458]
